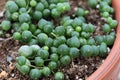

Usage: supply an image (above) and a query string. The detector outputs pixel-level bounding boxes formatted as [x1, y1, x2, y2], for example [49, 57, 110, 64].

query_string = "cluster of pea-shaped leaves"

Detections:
[0, 0, 118, 80]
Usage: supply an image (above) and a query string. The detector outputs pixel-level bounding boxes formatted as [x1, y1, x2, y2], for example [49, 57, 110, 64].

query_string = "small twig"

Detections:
[0, 37, 13, 42]
[9, 51, 18, 54]
[0, 9, 5, 18]
[71, 59, 75, 68]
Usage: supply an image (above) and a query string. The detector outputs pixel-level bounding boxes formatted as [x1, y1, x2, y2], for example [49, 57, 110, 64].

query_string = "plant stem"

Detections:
[51, 33, 57, 38]
[44, 59, 51, 61]
[30, 60, 35, 62]
[32, 35, 37, 39]
[27, 64, 43, 69]
[26, 0, 30, 9]
[27, 7, 32, 13]
[52, 71, 55, 74]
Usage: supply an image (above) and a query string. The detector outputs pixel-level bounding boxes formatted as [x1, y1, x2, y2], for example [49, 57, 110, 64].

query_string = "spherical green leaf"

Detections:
[5, 1, 18, 13]
[19, 13, 31, 23]
[50, 53, 59, 62]
[17, 56, 26, 66]
[37, 33, 48, 44]
[37, 49, 49, 59]
[13, 32, 22, 40]
[1, 20, 11, 31]
[18, 45, 33, 57]
[80, 45, 93, 57]
[69, 47, 79, 58]
[35, 57, 44, 66]
[60, 55, 71, 66]
[48, 61, 57, 70]
[58, 44, 69, 56]
[30, 69, 42, 79]
[42, 67, 51, 77]
[54, 72, 64, 80]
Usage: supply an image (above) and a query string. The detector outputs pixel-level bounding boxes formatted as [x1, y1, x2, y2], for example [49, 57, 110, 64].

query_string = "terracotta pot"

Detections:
[87, 0, 120, 80]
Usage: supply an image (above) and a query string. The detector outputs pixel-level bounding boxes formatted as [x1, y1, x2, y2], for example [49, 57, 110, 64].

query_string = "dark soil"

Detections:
[0, 0, 112, 80]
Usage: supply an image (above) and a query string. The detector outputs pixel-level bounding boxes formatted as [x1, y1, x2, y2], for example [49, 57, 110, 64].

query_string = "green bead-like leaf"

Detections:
[99, 43, 108, 57]
[58, 44, 69, 56]
[18, 45, 33, 57]
[17, 56, 26, 66]
[67, 36, 80, 48]
[35, 57, 44, 66]
[69, 47, 79, 58]
[37, 49, 49, 59]
[30, 69, 42, 79]
[50, 53, 59, 62]
[42, 67, 51, 76]
[48, 61, 57, 70]
[80, 45, 93, 57]
[60, 55, 71, 66]
[37, 33, 48, 45]
[6, 1, 18, 13]
[54, 72, 64, 80]
[1, 20, 11, 31]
